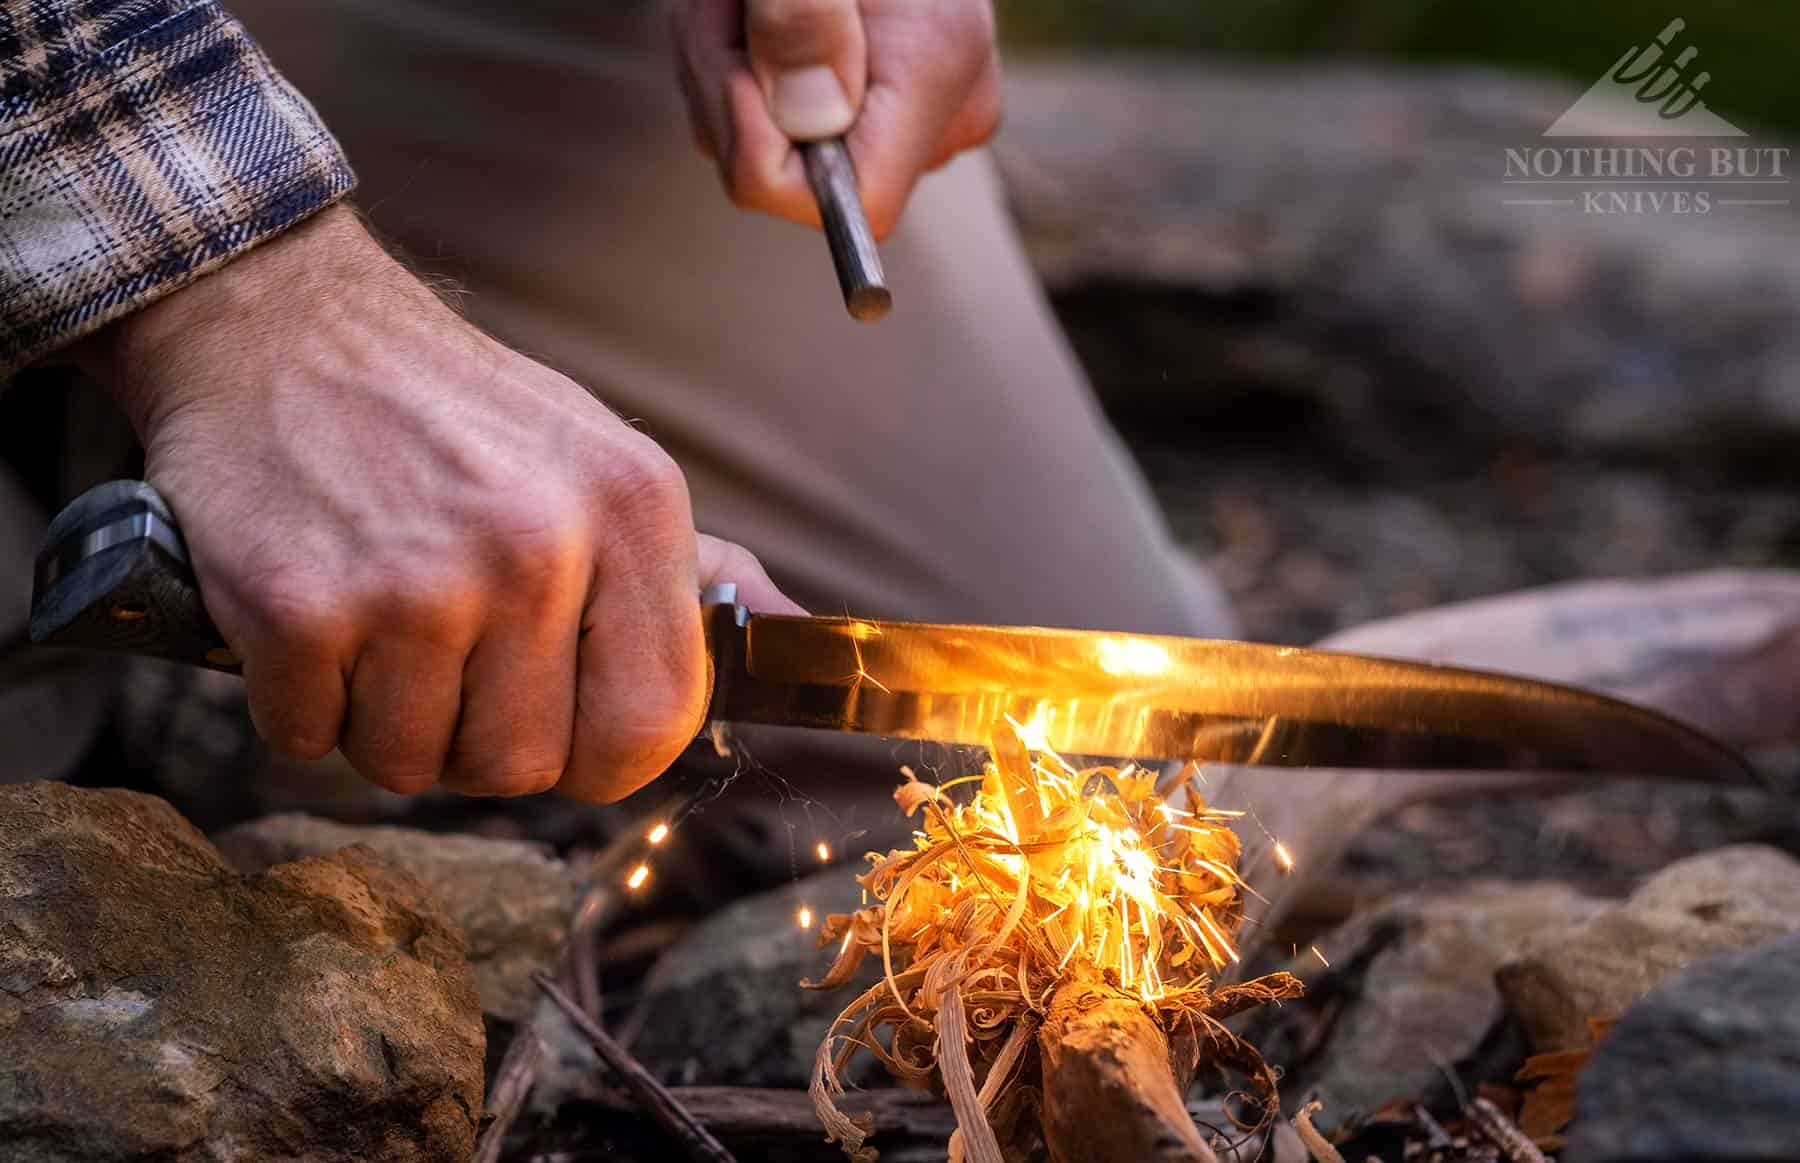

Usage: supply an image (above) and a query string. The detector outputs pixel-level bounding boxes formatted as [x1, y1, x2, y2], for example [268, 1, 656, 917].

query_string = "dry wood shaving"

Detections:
[1513, 1015, 1616, 1150]
[1294, 1100, 1347, 1163]
[805, 720, 1302, 1160]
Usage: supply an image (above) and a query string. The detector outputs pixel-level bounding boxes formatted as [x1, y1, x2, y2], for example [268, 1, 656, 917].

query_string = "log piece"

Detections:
[1038, 971, 1218, 1163]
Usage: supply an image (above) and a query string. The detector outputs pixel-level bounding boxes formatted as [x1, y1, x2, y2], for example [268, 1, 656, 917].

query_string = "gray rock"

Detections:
[0, 782, 484, 1162]
[633, 866, 881, 1088]
[216, 812, 581, 1024]
[1250, 880, 1607, 1126]
[1564, 933, 1800, 1163]
[1498, 845, 1800, 1052]
[1324, 572, 1800, 904]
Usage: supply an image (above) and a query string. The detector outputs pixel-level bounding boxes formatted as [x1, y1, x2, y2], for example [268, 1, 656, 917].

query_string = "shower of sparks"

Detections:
[625, 863, 651, 890]
[797, 905, 814, 929]
[816, 841, 832, 863]
[815, 718, 1254, 1007]
[646, 822, 670, 846]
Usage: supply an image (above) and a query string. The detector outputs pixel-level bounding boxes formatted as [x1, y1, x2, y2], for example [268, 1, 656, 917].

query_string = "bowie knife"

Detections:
[30, 480, 1755, 784]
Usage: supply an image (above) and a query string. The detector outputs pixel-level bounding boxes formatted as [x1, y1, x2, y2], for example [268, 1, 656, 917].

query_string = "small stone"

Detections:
[216, 812, 582, 1024]
[632, 867, 880, 1088]
[0, 782, 484, 1162]
[1498, 845, 1800, 1052]
[1563, 934, 1800, 1162]
[1250, 881, 1607, 1126]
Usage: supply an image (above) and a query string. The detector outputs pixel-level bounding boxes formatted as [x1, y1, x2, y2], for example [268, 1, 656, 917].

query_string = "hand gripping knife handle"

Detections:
[30, 480, 751, 692]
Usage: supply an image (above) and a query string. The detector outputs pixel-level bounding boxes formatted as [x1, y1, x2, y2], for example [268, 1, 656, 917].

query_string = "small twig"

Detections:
[1466, 1097, 1548, 1163]
[1412, 1104, 1454, 1153]
[568, 899, 606, 1022]
[1293, 1101, 1345, 1163]
[532, 971, 739, 1163]
[472, 1025, 544, 1163]
[615, 984, 657, 1051]
[471, 810, 663, 1161]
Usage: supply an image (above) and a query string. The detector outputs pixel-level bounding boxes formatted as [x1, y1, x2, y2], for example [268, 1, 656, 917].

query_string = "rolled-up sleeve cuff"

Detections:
[0, 1, 356, 373]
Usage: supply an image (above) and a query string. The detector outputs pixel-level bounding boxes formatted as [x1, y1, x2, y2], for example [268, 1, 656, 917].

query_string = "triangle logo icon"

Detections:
[1545, 18, 1748, 137]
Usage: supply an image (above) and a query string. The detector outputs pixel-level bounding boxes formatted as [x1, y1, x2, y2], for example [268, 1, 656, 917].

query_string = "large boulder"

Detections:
[1564, 934, 1800, 1163]
[0, 782, 484, 1162]
[216, 812, 582, 1024]
[1498, 844, 1800, 1051]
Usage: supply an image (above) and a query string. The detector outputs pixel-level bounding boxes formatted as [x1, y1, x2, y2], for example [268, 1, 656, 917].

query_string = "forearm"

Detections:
[0, 0, 354, 374]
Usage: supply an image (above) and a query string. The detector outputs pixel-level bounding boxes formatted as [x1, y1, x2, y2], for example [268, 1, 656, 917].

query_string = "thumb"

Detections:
[746, 0, 867, 141]
[698, 534, 809, 615]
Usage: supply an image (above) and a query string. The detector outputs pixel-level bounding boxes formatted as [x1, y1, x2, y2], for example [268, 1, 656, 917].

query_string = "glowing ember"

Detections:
[1274, 840, 1295, 872]
[625, 863, 651, 890]
[646, 822, 671, 846]
[816, 841, 832, 863]
[797, 905, 815, 929]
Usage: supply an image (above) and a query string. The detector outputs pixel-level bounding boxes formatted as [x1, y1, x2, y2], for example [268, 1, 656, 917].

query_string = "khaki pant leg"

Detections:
[230, 0, 1234, 638]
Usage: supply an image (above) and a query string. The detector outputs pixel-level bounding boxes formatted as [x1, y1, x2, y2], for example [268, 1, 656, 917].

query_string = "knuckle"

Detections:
[361, 760, 441, 797]
[485, 501, 587, 592]
[752, 0, 851, 40]
[375, 582, 480, 648]
[572, 672, 706, 802]
[609, 439, 693, 530]
[451, 755, 565, 798]
[240, 571, 343, 646]
[917, 1, 995, 80]
[939, 0, 996, 49]
[266, 727, 336, 762]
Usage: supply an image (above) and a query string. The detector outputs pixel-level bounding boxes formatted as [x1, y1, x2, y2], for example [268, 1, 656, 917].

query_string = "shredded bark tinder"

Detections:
[805, 719, 1303, 1161]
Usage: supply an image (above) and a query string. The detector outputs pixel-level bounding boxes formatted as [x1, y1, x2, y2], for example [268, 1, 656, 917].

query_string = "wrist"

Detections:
[75, 204, 390, 438]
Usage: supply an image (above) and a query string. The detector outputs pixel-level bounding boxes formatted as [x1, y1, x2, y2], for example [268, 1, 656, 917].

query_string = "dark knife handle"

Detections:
[30, 480, 241, 672]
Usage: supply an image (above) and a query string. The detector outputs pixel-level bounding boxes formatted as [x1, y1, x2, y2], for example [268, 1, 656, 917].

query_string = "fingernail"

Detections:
[769, 65, 855, 140]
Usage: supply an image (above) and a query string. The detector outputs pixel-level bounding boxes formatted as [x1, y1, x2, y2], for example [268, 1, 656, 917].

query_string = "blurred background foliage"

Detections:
[998, 1, 1800, 136]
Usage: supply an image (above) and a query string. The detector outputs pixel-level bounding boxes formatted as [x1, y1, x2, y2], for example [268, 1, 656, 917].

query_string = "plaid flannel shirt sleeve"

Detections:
[0, 0, 355, 374]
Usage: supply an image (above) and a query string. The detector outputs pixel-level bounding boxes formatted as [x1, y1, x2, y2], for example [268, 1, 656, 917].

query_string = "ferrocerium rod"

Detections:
[801, 138, 892, 321]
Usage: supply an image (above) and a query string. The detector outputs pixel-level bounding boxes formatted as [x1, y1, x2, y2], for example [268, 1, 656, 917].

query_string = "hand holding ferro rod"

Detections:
[801, 139, 891, 321]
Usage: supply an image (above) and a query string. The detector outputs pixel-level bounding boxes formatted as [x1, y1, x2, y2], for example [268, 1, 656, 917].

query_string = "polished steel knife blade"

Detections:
[701, 598, 1757, 783]
[31, 481, 1757, 785]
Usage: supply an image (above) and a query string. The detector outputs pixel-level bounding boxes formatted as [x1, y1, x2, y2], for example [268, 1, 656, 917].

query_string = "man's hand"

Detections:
[674, 0, 1001, 238]
[80, 205, 800, 802]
